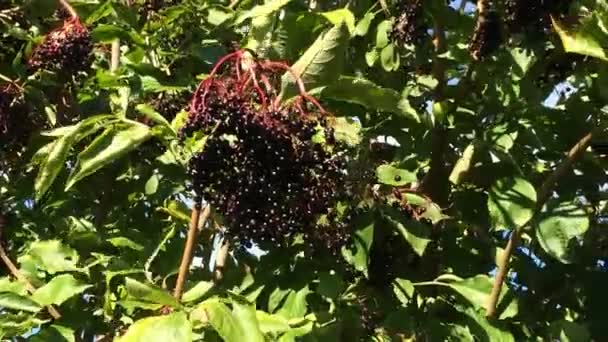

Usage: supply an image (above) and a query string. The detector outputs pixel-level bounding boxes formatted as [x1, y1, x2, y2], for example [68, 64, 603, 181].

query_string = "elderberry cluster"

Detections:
[28, 18, 93, 75]
[0, 84, 33, 165]
[390, 0, 426, 47]
[181, 55, 353, 254]
[469, 1, 502, 61]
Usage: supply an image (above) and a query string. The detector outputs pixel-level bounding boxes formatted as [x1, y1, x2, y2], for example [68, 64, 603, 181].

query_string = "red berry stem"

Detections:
[59, 0, 78, 19]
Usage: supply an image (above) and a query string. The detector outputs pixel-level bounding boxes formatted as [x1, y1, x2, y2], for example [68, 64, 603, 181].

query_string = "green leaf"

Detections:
[231, 302, 265, 342]
[536, 202, 589, 263]
[375, 20, 391, 49]
[20, 240, 79, 274]
[320, 8, 355, 35]
[376, 164, 417, 186]
[276, 286, 311, 320]
[35, 116, 113, 199]
[455, 306, 515, 342]
[420, 274, 518, 320]
[384, 207, 431, 256]
[145, 174, 160, 195]
[119, 312, 192, 342]
[321, 76, 418, 121]
[256, 311, 291, 334]
[66, 122, 152, 190]
[136, 104, 175, 135]
[0, 277, 27, 295]
[331, 117, 361, 146]
[401, 193, 448, 224]
[450, 143, 476, 185]
[553, 15, 608, 61]
[341, 213, 374, 276]
[124, 277, 180, 308]
[393, 278, 415, 305]
[354, 12, 375, 36]
[0, 293, 42, 313]
[182, 281, 214, 303]
[380, 44, 399, 71]
[241, 0, 291, 52]
[280, 22, 349, 99]
[29, 325, 75, 342]
[32, 274, 91, 306]
[548, 320, 591, 342]
[107, 237, 145, 251]
[487, 177, 537, 230]
[195, 299, 264, 342]
[91, 24, 144, 45]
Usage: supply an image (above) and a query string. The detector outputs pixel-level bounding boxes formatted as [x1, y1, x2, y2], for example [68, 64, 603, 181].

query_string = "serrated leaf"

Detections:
[118, 312, 192, 342]
[536, 202, 589, 263]
[280, 22, 349, 99]
[0, 293, 41, 313]
[384, 207, 431, 256]
[235, 0, 290, 25]
[322, 76, 418, 121]
[455, 306, 515, 342]
[376, 164, 417, 186]
[124, 277, 180, 308]
[20, 240, 79, 274]
[107, 237, 144, 251]
[0, 278, 27, 295]
[91, 24, 144, 45]
[66, 123, 151, 190]
[380, 44, 399, 71]
[32, 274, 91, 306]
[488, 177, 537, 230]
[375, 20, 391, 49]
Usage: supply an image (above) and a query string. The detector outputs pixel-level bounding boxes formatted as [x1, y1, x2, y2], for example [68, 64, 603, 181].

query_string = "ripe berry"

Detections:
[28, 17, 93, 76]
[390, 0, 426, 47]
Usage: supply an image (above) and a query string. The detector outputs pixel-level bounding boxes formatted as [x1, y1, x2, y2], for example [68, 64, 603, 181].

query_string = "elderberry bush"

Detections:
[28, 17, 93, 75]
[180, 52, 353, 254]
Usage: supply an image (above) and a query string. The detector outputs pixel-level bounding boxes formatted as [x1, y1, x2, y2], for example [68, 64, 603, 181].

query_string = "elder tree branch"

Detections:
[486, 127, 604, 318]
[173, 200, 210, 300]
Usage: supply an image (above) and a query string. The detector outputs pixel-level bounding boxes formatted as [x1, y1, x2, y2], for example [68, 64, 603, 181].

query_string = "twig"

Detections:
[173, 200, 210, 300]
[0, 215, 62, 320]
[110, 40, 120, 73]
[418, 12, 450, 205]
[485, 127, 603, 318]
[213, 239, 230, 284]
[58, 0, 78, 19]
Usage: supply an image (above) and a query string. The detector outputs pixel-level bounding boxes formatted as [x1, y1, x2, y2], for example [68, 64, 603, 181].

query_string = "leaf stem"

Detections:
[0, 215, 62, 320]
[173, 200, 210, 300]
[486, 127, 604, 318]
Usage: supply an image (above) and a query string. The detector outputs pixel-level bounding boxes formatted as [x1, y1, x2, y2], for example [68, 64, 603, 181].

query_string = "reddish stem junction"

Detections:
[190, 50, 326, 117]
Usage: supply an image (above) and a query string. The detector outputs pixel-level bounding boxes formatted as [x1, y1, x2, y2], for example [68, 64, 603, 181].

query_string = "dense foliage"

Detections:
[1, 0, 608, 341]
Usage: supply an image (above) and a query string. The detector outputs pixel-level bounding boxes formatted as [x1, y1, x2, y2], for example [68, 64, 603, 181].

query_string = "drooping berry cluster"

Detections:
[151, 92, 190, 121]
[0, 84, 32, 164]
[28, 17, 93, 75]
[469, 0, 502, 61]
[181, 51, 352, 253]
[390, 0, 426, 46]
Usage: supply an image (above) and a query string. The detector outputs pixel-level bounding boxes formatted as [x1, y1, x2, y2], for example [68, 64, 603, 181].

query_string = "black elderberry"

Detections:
[390, 0, 426, 47]
[28, 18, 93, 76]
[469, 3, 502, 61]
